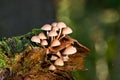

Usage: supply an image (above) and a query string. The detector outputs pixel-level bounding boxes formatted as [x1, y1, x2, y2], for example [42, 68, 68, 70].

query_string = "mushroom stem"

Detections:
[59, 34, 65, 40]
[51, 37, 53, 43]
[57, 29, 62, 39]
[46, 31, 49, 37]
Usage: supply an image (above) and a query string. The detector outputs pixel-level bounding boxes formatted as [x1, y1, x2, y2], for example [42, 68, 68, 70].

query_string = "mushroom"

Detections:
[50, 55, 58, 60]
[49, 64, 56, 71]
[62, 45, 77, 55]
[60, 27, 72, 40]
[56, 22, 67, 39]
[48, 30, 58, 42]
[52, 22, 59, 31]
[41, 40, 48, 46]
[63, 55, 69, 61]
[56, 52, 61, 58]
[41, 24, 52, 35]
[38, 32, 47, 40]
[54, 58, 64, 66]
[51, 39, 61, 47]
[51, 22, 57, 27]
[53, 26, 59, 31]
[31, 36, 40, 43]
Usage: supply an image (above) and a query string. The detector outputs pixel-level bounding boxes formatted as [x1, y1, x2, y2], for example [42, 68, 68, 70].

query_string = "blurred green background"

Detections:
[0, 0, 120, 80]
[55, 0, 120, 80]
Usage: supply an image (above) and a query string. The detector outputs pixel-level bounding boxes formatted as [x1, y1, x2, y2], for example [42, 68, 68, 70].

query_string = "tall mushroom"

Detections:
[41, 24, 52, 35]
[48, 30, 58, 42]
[56, 22, 66, 39]
[60, 27, 72, 40]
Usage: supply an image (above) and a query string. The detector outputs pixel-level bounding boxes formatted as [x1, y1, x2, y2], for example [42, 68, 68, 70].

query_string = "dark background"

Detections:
[0, 0, 56, 37]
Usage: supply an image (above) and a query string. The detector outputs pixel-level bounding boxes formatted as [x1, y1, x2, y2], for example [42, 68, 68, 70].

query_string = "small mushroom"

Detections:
[54, 58, 64, 66]
[38, 32, 47, 40]
[41, 40, 48, 46]
[41, 24, 52, 35]
[50, 55, 58, 60]
[49, 64, 56, 71]
[63, 55, 69, 61]
[56, 51, 61, 58]
[62, 45, 77, 55]
[51, 39, 61, 47]
[56, 22, 67, 39]
[60, 27, 72, 40]
[31, 36, 40, 43]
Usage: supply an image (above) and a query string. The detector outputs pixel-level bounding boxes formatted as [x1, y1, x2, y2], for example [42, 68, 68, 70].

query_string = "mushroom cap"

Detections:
[50, 55, 58, 60]
[51, 22, 57, 27]
[63, 55, 69, 61]
[54, 58, 64, 66]
[57, 22, 66, 29]
[53, 26, 59, 31]
[49, 64, 56, 71]
[31, 36, 40, 43]
[48, 30, 58, 37]
[38, 32, 47, 39]
[51, 39, 61, 47]
[56, 52, 61, 57]
[62, 45, 77, 55]
[41, 24, 52, 31]
[41, 40, 48, 46]
[62, 27, 72, 35]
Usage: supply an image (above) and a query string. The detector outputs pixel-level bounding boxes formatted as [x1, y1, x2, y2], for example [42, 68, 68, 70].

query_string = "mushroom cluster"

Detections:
[31, 22, 77, 71]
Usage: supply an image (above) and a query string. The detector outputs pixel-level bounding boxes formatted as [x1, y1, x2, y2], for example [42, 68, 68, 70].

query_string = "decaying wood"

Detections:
[3, 36, 89, 80]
